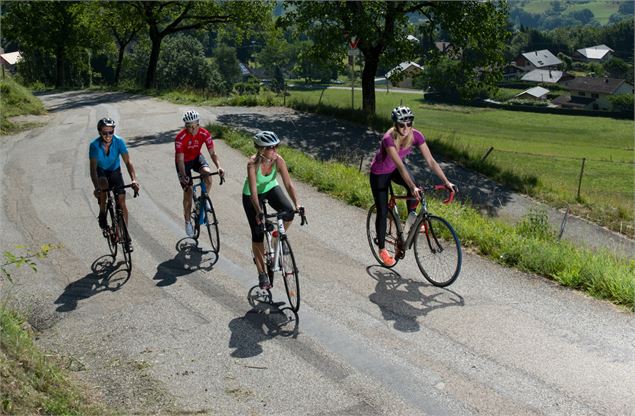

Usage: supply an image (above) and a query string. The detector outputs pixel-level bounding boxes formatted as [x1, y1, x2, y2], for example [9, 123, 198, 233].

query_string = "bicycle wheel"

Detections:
[106, 205, 118, 258]
[413, 215, 462, 287]
[280, 238, 300, 312]
[117, 213, 132, 272]
[202, 196, 220, 253]
[190, 198, 201, 240]
[366, 204, 401, 268]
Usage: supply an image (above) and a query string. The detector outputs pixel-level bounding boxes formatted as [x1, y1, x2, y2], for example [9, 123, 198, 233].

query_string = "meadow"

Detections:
[286, 87, 635, 236]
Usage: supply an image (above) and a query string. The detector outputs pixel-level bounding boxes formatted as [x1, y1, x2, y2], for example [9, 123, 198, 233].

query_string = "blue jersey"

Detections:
[89, 135, 128, 171]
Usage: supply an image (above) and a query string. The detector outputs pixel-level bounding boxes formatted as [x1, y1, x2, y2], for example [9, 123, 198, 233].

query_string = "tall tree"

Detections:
[2, 1, 91, 88]
[283, 1, 509, 114]
[129, 1, 271, 89]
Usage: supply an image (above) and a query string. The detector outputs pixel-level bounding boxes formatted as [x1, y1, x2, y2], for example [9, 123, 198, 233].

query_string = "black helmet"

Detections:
[97, 117, 116, 132]
[390, 106, 414, 123]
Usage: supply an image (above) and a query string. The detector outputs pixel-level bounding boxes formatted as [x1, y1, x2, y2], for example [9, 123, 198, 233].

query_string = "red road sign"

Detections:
[349, 37, 359, 49]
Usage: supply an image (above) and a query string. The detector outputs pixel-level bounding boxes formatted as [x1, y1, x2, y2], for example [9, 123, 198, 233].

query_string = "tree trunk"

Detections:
[145, 33, 162, 89]
[361, 52, 379, 115]
[115, 45, 125, 86]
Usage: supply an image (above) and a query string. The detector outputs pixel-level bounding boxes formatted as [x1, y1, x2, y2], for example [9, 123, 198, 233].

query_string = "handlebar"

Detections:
[191, 171, 225, 185]
[99, 183, 139, 198]
[433, 184, 456, 204]
[389, 183, 456, 205]
[258, 207, 308, 231]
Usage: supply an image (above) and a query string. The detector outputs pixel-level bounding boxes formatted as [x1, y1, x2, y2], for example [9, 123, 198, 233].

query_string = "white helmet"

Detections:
[253, 131, 280, 147]
[183, 110, 200, 123]
[391, 106, 414, 123]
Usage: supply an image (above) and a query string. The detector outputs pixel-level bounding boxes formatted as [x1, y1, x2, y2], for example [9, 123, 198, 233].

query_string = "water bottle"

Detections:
[405, 211, 418, 232]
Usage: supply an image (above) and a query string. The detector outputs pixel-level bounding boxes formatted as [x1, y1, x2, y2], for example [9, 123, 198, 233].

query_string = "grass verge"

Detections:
[0, 307, 105, 415]
[0, 75, 46, 135]
[210, 123, 635, 311]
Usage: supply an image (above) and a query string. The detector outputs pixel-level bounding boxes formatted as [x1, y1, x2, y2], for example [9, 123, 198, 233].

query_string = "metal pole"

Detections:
[576, 157, 586, 200]
[351, 54, 355, 110]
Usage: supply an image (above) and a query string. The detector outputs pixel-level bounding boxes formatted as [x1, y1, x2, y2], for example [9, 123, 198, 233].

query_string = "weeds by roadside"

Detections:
[212, 123, 634, 310]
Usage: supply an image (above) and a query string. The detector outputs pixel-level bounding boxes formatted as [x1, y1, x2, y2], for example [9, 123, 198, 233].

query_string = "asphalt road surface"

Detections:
[1, 91, 633, 415]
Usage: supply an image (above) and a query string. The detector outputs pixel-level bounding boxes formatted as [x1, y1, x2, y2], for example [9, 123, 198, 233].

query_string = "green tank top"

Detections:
[242, 163, 279, 196]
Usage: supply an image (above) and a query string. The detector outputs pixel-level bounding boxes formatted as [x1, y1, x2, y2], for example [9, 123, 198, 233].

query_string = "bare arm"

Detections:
[418, 143, 454, 188]
[90, 158, 100, 191]
[247, 158, 262, 218]
[277, 157, 300, 209]
[208, 146, 224, 175]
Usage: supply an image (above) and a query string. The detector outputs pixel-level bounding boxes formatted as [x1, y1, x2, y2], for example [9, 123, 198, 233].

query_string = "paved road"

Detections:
[1, 91, 633, 415]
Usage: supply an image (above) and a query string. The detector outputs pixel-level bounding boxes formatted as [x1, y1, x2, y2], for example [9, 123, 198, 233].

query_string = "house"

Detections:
[555, 77, 634, 111]
[520, 69, 573, 84]
[513, 50, 562, 72]
[515, 86, 550, 100]
[503, 64, 524, 80]
[573, 44, 614, 62]
[385, 61, 423, 88]
[0, 51, 22, 72]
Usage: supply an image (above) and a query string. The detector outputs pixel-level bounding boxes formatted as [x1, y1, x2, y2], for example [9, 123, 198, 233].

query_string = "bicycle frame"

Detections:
[191, 171, 223, 227]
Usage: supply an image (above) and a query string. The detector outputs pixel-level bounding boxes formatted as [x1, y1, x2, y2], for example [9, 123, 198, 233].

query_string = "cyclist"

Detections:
[242, 131, 302, 290]
[89, 117, 140, 250]
[370, 106, 456, 267]
[175, 110, 224, 237]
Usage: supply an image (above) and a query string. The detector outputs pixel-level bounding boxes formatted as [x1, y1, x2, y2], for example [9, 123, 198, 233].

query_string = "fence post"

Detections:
[481, 146, 494, 162]
[576, 157, 586, 200]
[359, 155, 364, 172]
[318, 88, 326, 107]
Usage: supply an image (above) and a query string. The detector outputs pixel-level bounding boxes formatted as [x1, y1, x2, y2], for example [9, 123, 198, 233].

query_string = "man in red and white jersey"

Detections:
[175, 109, 224, 237]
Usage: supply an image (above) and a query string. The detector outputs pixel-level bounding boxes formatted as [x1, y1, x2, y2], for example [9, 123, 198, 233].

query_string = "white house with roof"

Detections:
[555, 77, 633, 111]
[385, 61, 423, 88]
[513, 50, 562, 72]
[574, 44, 614, 62]
[515, 86, 550, 100]
[520, 69, 572, 84]
[0, 51, 22, 72]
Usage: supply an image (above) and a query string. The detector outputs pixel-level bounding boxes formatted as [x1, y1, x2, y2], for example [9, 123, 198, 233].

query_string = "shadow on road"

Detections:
[152, 238, 217, 287]
[228, 303, 299, 358]
[35, 91, 145, 113]
[54, 255, 131, 312]
[366, 265, 464, 332]
[127, 129, 180, 148]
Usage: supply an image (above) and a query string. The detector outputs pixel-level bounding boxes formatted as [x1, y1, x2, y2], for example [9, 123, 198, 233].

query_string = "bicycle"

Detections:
[189, 171, 224, 252]
[248, 201, 307, 312]
[101, 184, 138, 272]
[366, 184, 462, 287]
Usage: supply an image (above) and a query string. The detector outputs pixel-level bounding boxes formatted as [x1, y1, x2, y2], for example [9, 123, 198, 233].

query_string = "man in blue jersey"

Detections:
[89, 117, 140, 239]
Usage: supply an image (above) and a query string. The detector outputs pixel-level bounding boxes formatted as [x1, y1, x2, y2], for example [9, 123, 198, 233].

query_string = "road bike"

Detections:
[248, 202, 307, 312]
[190, 171, 224, 252]
[366, 184, 462, 287]
[101, 184, 138, 272]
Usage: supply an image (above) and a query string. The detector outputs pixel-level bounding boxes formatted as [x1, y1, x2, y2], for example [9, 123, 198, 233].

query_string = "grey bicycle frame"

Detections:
[391, 197, 428, 251]
[264, 216, 287, 272]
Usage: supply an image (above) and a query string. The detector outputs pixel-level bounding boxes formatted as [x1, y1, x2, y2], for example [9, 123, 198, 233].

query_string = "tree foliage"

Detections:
[283, 1, 509, 113]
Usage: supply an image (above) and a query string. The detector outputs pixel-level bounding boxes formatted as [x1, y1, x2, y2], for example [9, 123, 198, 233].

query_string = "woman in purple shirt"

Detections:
[369, 106, 455, 266]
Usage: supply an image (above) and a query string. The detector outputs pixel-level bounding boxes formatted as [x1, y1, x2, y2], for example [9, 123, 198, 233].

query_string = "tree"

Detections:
[2, 1, 93, 88]
[283, 1, 509, 114]
[129, 1, 271, 89]
[83, 2, 144, 86]
[213, 44, 242, 92]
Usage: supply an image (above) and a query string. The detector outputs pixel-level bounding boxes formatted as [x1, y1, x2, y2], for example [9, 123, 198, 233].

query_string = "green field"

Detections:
[287, 88, 635, 234]
[519, 0, 621, 25]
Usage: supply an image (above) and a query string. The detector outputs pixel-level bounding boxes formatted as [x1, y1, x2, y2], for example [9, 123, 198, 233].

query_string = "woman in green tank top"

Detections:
[242, 131, 302, 290]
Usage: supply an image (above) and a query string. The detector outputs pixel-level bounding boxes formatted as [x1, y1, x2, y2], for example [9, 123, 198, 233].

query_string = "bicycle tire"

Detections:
[413, 215, 462, 287]
[190, 198, 201, 240]
[202, 196, 220, 253]
[366, 204, 401, 268]
[106, 204, 118, 258]
[280, 238, 300, 312]
[117, 212, 132, 273]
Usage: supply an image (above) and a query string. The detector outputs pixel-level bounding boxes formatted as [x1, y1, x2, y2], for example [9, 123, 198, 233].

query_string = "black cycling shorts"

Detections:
[175, 154, 209, 189]
[97, 167, 126, 196]
[242, 186, 294, 243]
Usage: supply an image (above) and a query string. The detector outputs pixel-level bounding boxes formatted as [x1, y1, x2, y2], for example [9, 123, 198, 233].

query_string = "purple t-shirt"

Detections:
[370, 129, 425, 174]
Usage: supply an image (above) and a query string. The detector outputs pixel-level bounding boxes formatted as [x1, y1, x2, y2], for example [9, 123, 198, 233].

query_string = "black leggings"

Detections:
[370, 168, 418, 249]
[243, 186, 294, 243]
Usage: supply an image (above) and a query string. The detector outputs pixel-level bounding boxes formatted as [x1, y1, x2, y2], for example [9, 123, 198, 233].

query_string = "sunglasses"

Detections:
[185, 123, 199, 128]
[397, 121, 413, 128]
[265, 145, 278, 150]
[101, 131, 114, 136]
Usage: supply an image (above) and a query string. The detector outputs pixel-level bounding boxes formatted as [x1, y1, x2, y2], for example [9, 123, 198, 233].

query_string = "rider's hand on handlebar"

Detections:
[412, 187, 423, 201]
[178, 173, 190, 187]
[131, 180, 140, 193]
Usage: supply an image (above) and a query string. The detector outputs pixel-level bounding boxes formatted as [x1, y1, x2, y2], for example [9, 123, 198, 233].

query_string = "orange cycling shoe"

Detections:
[379, 249, 396, 267]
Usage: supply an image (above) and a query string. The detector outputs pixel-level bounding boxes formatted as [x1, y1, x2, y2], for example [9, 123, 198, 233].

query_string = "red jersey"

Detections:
[174, 127, 214, 162]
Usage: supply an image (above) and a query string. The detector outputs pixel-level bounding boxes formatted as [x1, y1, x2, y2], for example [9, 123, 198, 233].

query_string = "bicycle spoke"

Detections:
[366, 204, 401, 267]
[413, 215, 462, 287]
